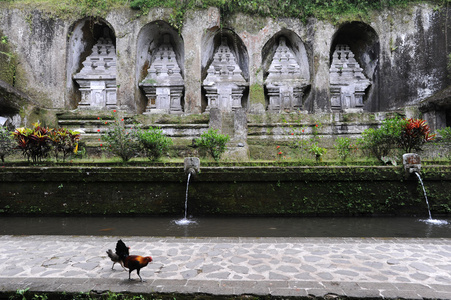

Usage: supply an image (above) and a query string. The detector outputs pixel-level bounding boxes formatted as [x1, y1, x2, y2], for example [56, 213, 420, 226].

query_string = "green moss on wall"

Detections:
[249, 84, 265, 106]
[0, 34, 17, 85]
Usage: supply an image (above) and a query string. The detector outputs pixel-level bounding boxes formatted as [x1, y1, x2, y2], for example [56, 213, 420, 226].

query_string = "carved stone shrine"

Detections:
[264, 37, 309, 112]
[73, 37, 117, 109]
[329, 44, 371, 112]
[203, 37, 248, 112]
[139, 34, 184, 114]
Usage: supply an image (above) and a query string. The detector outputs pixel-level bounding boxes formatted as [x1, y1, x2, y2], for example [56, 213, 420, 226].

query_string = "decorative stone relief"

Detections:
[329, 44, 371, 112]
[139, 34, 184, 114]
[203, 37, 248, 112]
[264, 37, 309, 112]
[73, 37, 117, 109]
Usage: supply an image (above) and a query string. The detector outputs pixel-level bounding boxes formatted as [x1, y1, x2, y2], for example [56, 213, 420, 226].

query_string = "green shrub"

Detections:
[195, 128, 230, 161]
[437, 126, 451, 143]
[359, 117, 407, 163]
[0, 125, 14, 162]
[137, 127, 173, 161]
[334, 137, 356, 161]
[101, 115, 140, 162]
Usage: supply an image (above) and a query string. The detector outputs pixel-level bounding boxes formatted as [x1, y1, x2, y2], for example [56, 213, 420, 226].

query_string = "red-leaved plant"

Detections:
[399, 118, 436, 153]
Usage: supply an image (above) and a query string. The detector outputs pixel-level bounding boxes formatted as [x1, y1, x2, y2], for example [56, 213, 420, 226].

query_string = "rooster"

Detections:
[115, 239, 153, 282]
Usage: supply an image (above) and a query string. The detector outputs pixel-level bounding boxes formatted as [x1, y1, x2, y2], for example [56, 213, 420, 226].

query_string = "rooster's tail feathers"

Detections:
[115, 239, 129, 259]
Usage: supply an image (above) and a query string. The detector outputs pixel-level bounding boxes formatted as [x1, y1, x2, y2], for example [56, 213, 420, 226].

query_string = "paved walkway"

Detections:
[1, 236, 451, 299]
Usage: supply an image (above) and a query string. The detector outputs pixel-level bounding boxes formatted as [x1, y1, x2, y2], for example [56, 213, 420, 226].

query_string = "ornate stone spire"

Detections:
[73, 37, 117, 109]
[264, 37, 309, 112]
[203, 37, 248, 112]
[329, 44, 371, 111]
[139, 34, 184, 114]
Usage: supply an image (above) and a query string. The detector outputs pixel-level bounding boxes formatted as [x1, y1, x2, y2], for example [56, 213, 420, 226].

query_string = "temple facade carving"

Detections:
[329, 44, 371, 112]
[73, 37, 117, 109]
[264, 37, 309, 112]
[202, 37, 248, 112]
[139, 34, 184, 114]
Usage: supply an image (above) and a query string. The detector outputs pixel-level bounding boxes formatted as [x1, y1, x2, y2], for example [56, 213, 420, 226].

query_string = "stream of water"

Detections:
[174, 172, 196, 226]
[414, 171, 448, 226]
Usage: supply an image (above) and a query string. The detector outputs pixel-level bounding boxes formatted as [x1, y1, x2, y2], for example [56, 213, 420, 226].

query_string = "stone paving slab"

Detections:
[0, 236, 451, 299]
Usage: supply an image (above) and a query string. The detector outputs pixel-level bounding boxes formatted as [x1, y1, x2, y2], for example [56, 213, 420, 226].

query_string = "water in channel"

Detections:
[1, 216, 451, 238]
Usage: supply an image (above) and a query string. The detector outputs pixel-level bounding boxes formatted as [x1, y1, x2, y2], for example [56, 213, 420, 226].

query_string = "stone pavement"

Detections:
[1, 235, 451, 299]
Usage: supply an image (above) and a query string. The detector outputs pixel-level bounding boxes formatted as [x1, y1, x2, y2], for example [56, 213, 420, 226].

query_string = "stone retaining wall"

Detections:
[1, 165, 450, 216]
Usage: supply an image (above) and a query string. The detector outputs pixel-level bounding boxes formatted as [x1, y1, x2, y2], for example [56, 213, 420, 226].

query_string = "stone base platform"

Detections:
[1, 236, 451, 299]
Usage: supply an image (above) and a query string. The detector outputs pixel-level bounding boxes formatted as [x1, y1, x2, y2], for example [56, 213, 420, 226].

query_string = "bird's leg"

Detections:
[120, 261, 127, 271]
[137, 269, 145, 282]
[128, 270, 132, 281]
[111, 262, 115, 270]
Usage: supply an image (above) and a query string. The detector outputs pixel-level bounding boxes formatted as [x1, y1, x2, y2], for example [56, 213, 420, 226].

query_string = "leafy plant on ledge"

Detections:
[194, 128, 230, 161]
[101, 113, 140, 162]
[334, 136, 357, 161]
[137, 127, 173, 161]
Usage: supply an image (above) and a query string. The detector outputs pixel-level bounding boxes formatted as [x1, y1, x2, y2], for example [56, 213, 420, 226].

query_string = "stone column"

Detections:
[182, 7, 220, 113]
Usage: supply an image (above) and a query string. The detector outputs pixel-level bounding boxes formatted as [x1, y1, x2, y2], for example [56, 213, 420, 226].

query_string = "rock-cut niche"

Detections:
[262, 30, 311, 112]
[67, 18, 117, 110]
[136, 21, 184, 114]
[329, 22, 379, 112]
[201, 29, 249, 112]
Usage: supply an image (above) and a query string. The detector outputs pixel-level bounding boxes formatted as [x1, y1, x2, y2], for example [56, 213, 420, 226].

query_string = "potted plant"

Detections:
[309, 143, 327, 162]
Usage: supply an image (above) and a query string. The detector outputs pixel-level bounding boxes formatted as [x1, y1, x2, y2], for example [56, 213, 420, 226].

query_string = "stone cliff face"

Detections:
[0, 3, 449, 125]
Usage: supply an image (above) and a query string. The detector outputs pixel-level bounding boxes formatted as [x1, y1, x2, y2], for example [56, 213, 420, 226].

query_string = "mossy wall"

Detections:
[1, 165, 450, 216]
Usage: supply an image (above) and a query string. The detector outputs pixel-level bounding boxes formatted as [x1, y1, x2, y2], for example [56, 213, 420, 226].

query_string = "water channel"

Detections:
[1, 216, 450, 238]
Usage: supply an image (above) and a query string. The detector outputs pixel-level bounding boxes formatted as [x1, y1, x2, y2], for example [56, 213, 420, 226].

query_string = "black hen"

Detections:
[116, 239, 153, 282]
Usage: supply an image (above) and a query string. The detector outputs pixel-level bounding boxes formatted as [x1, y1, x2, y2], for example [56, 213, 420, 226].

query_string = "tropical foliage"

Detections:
[399, 118, 435, 153]
[47, 128, 81, 161]
[11, 122, 80, 162]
